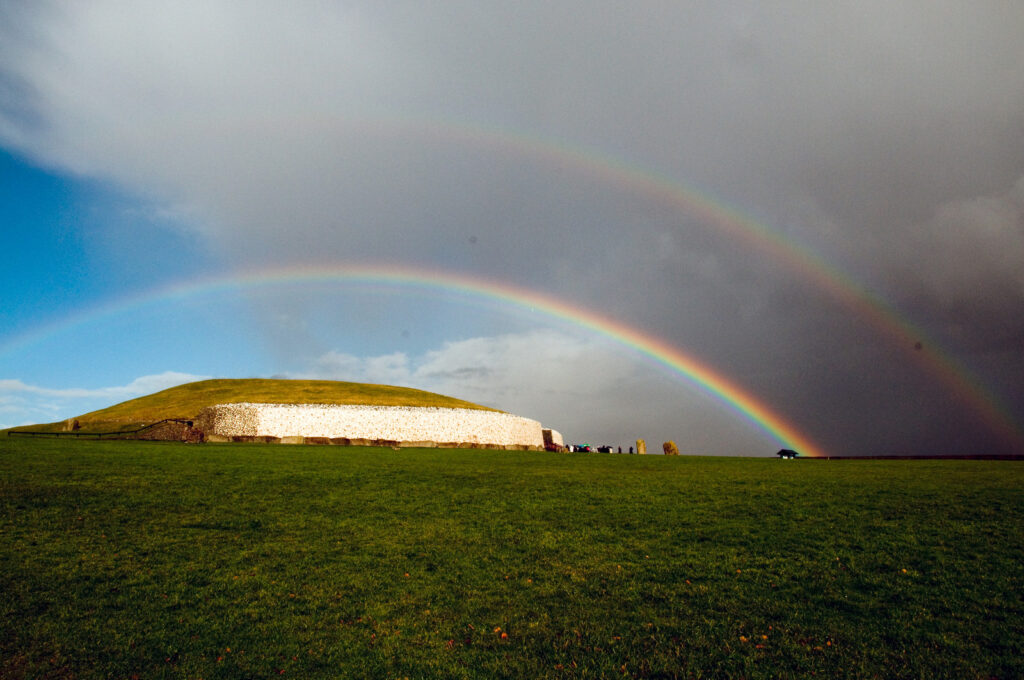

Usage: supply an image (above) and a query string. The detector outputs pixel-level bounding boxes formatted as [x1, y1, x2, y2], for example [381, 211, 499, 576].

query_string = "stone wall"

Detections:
[197, 403, 546, 448]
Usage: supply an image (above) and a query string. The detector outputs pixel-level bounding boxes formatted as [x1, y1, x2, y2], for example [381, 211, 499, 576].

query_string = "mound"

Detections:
[16, 378, 497, 434]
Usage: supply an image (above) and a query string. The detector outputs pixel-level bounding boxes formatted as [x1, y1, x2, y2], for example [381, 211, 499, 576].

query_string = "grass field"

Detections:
[2, 438, 1022, 679]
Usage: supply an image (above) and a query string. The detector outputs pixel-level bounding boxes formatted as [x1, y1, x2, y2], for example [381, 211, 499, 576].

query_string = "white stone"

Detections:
[198, 403, 547, 448]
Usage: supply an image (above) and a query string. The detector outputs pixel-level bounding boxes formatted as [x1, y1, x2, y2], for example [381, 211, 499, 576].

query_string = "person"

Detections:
[618, 446, 622, 453]
[629, 446, 634, 454]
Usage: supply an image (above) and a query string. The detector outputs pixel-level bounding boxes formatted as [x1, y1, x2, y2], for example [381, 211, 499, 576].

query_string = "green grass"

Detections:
[10, 378, 496, 433]
[1, 438, 1022, 679]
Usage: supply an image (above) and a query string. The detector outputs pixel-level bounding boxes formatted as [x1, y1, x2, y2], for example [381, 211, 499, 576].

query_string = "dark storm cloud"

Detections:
[1, 2, 1022, 454]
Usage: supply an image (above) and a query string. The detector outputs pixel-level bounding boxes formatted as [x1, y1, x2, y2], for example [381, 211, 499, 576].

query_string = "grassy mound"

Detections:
[13, 378, 496, 433]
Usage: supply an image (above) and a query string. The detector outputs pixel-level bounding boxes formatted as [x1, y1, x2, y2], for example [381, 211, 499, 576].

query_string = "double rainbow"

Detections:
[2, 117, 1020, 454]
[0, 263, 828, 457]
[336, 117, 1023, 451]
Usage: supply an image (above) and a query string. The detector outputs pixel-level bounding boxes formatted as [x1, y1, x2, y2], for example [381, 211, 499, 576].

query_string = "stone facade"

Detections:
[197, 403, 547, 449]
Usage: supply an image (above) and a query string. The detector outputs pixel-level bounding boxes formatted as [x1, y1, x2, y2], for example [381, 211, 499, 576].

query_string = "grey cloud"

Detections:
[911, 177, 1024, 300]
[419, 366, 494, 382]
[856, 176, 1024, 351]
[2, 2, 1023, 454]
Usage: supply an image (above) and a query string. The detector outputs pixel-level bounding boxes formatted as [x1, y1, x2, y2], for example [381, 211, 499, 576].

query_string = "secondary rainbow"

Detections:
[4, 117, 1019, 451]
[135, 113, 1022, 448]
[403, 118, 1024, 449]
[281, 116, 1021, 452]
[0, 263, 829, 457]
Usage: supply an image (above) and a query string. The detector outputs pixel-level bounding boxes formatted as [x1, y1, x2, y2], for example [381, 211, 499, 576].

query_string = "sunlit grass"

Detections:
[1, 438, 1022, 678]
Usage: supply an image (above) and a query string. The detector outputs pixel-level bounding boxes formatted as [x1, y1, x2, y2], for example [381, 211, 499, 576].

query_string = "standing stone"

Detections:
[636, 439, 647, 455]
[663, 441, 679, 456]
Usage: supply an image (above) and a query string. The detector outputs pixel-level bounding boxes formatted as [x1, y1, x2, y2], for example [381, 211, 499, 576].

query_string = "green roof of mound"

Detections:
[16, 378, 497, 433]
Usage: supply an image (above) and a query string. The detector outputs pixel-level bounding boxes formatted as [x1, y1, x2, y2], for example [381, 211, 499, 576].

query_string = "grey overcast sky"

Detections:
[1, 2, 1022, 455]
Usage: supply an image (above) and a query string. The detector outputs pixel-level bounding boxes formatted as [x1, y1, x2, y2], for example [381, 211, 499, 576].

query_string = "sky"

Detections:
[1, 1, 1023, 456]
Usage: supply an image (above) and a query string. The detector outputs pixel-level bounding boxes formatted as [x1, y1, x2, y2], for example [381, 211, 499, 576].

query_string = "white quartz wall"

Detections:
[202, 403, 546, 447]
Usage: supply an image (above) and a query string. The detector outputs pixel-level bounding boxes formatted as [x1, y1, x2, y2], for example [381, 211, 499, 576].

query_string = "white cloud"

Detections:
[302, 329, 622, 407]
[298, 330, 771, 453]
[313, 351, 412, 386]
[0, 371, 209, 429]
[0, 371, 208, 399]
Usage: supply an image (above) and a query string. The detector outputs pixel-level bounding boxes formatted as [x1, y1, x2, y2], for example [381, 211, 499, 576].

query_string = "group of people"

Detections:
[565, 444, 635, 454]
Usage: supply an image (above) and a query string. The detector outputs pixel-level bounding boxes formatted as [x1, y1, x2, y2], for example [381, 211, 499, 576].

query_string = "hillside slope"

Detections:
[14, 378, 497, 433]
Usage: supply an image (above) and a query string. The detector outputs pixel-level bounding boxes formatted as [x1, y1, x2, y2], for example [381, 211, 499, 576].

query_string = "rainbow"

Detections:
[397, 119, 1024, 448]
[0, 263, 829, 457]
[250, 115, 1021, 452]
[4, 116, 1021, 451]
